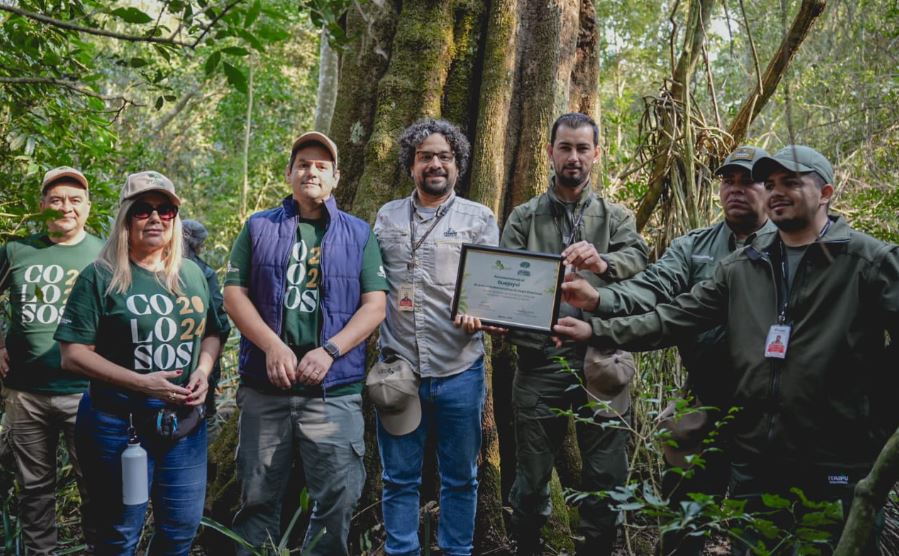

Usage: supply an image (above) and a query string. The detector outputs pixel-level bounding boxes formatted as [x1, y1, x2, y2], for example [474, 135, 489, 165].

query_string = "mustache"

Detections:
[425, 170, 448, 177]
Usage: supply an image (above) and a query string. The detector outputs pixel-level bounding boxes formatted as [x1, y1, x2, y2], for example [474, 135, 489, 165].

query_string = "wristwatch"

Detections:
[323, 340, 342, 359]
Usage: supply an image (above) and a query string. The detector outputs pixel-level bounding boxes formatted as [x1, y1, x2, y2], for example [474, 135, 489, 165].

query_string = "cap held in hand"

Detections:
[366, 357, 421, 435]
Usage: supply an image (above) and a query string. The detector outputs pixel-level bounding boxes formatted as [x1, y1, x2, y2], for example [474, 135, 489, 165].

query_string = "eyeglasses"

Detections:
[415, 151, 455, 164]
[128, 201, 179, 221]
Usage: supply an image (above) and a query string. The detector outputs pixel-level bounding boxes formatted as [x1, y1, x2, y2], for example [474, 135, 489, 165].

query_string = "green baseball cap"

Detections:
[752, 145, 834, 185]
[714, 146, 769, 176]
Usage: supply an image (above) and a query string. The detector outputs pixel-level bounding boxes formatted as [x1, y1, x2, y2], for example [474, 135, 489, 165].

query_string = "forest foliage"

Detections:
[1, 0, 898, 554]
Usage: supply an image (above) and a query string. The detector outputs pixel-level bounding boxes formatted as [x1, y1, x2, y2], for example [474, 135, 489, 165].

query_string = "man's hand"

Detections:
[562, 241, 608, 275]
[296, 348, 334, 386]
[453, 314, 508, 335]
[265, 340, 298, 389]
[183, 368, 210, 406]
[0, 346, 8, 378]
[551, 316, 593, 347]
[560, 274, 600, 311]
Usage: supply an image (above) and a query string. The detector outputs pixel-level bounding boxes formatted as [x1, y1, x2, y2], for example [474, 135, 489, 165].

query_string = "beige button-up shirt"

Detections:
[374, 191, 499, 377]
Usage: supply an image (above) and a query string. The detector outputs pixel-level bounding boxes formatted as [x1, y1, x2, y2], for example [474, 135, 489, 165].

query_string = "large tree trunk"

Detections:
[330, 1, 399, 209]
[313, 28, 339, 134]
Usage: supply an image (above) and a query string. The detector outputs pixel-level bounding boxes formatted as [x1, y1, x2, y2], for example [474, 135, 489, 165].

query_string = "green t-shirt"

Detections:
[54, 260, 228, 391]
[0, 232, 103, 394]
[226, 215, 388, 395]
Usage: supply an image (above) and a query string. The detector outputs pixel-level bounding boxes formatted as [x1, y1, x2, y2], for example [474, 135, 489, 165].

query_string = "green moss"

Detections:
[542, 470, 576, 552]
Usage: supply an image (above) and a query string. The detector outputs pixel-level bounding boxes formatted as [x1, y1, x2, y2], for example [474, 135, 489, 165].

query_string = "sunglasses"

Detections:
[128, 201, 179, 221]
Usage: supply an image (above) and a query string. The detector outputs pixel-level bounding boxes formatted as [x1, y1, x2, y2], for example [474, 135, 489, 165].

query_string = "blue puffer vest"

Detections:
[238, 195, 370, 390]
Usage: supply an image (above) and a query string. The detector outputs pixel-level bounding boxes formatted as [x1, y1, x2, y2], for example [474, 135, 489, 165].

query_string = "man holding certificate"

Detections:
[372, 118, 499, 556]
[500, 112, 649, 555]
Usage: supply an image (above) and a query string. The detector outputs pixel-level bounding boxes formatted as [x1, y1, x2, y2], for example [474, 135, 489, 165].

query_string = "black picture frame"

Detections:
[450, 243, 565, 334]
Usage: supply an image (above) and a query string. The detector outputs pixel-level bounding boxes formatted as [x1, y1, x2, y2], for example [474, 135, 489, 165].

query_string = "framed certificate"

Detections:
[450, 244, 564, 333]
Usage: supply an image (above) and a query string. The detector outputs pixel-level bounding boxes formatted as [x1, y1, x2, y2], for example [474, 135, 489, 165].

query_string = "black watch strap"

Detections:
[323, 340, 341, 359]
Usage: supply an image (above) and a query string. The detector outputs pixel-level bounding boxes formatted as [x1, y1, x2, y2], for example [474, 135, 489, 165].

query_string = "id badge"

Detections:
[398, 284, 414, 312]
[764, 324, 791, 359]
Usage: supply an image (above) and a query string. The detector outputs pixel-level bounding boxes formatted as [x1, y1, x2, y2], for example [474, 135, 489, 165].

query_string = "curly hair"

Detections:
[397, 118, 471, 176]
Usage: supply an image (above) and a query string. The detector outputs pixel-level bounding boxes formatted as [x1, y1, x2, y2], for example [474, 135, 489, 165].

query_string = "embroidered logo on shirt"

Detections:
[827, 473, 849, 485]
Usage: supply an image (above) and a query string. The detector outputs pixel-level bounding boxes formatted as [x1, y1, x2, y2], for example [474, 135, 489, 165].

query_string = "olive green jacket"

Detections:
[591, 216, 899, 471]
[501, 180, 649, 352]
[595, 219, 777, 406]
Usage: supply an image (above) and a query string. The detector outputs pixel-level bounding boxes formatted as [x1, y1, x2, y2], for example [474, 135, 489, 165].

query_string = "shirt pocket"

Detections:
[434, 239, 464, 285]
[376, 229, 410, 269]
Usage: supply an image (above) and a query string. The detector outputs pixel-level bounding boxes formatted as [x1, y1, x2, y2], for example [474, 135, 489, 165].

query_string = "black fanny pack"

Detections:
[143, 404, 206, 442]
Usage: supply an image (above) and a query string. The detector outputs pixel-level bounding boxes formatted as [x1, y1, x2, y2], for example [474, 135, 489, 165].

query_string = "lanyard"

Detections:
[777, 219, 832, 322]
[408, 198, 454, 270]
[559, 202, 587, 249]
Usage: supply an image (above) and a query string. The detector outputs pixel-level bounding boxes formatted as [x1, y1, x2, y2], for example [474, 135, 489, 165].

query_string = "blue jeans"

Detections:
[377, 359, 486, 556]
[74, 393, 207, 556]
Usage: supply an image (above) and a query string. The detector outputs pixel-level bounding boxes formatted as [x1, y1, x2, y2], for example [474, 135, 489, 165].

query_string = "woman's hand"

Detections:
[136, 370, 192, 403]
[184, 369, 210, 406]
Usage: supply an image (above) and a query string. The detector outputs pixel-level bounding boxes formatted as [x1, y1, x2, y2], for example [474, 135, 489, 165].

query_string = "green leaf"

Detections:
[129, 57, 149, 68]
[760, 493, 791, 510]
[110, 7, 154, 24]
[155, 96, 165, 110]
[245, 0, 262, 27]
[222, 62, 248, 94]
[236, 28, 264, 51]
[204, 51, 222, 76]
[256, 25, 290, 42]
[221, 46, 250, 56]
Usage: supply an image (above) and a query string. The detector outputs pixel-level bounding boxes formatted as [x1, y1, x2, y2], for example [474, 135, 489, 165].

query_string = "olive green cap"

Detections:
[752, 145, 834, 185]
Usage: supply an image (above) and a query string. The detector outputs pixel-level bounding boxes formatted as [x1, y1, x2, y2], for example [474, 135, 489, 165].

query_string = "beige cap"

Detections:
[584, 348, 635, 418]
[291, 131, 338, 165]
[120, 171, 181, 206]
[657, 398, 711, 468]
[41, 166, 88, 192]
[366, 357, 421, 435]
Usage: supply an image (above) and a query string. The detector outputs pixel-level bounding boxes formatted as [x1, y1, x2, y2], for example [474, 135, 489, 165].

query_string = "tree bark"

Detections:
[505, 0, 564, 216]
[474, 336, 511, 554]
[467, 0, 519, 218]
[330, 0, 399, 209]
[834, 427, 899, 556]
[313, 28, 339, 134]
[440, 0, 486, 136]
[350, 0, 457, 223]
[568, 0, 599, 118]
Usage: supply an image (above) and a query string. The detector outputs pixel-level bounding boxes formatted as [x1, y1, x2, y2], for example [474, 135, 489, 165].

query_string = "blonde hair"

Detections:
[98, 196, 184, 295]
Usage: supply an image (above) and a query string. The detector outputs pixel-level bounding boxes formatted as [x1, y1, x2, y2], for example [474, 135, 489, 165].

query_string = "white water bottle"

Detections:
[121, 426, 148, 505]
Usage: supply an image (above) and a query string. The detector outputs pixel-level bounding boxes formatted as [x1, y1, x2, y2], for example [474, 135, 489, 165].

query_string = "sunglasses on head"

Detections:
[128, 201, 179, 221]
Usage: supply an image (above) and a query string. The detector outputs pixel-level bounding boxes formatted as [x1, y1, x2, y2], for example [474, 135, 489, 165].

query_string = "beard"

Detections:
[554, 164, 588, 189]
[771, 215, 809, 233]
[418, 170, 455, 197]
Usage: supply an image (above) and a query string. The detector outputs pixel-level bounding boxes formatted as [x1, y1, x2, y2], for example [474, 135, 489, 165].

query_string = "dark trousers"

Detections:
[657, 444, 731, 555]
[728, 461, 883, 556]
[508, 349, 629, 556]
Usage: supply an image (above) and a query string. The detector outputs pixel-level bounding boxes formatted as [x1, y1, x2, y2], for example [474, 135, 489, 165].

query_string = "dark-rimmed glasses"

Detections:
[128, 201, 179, 221]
